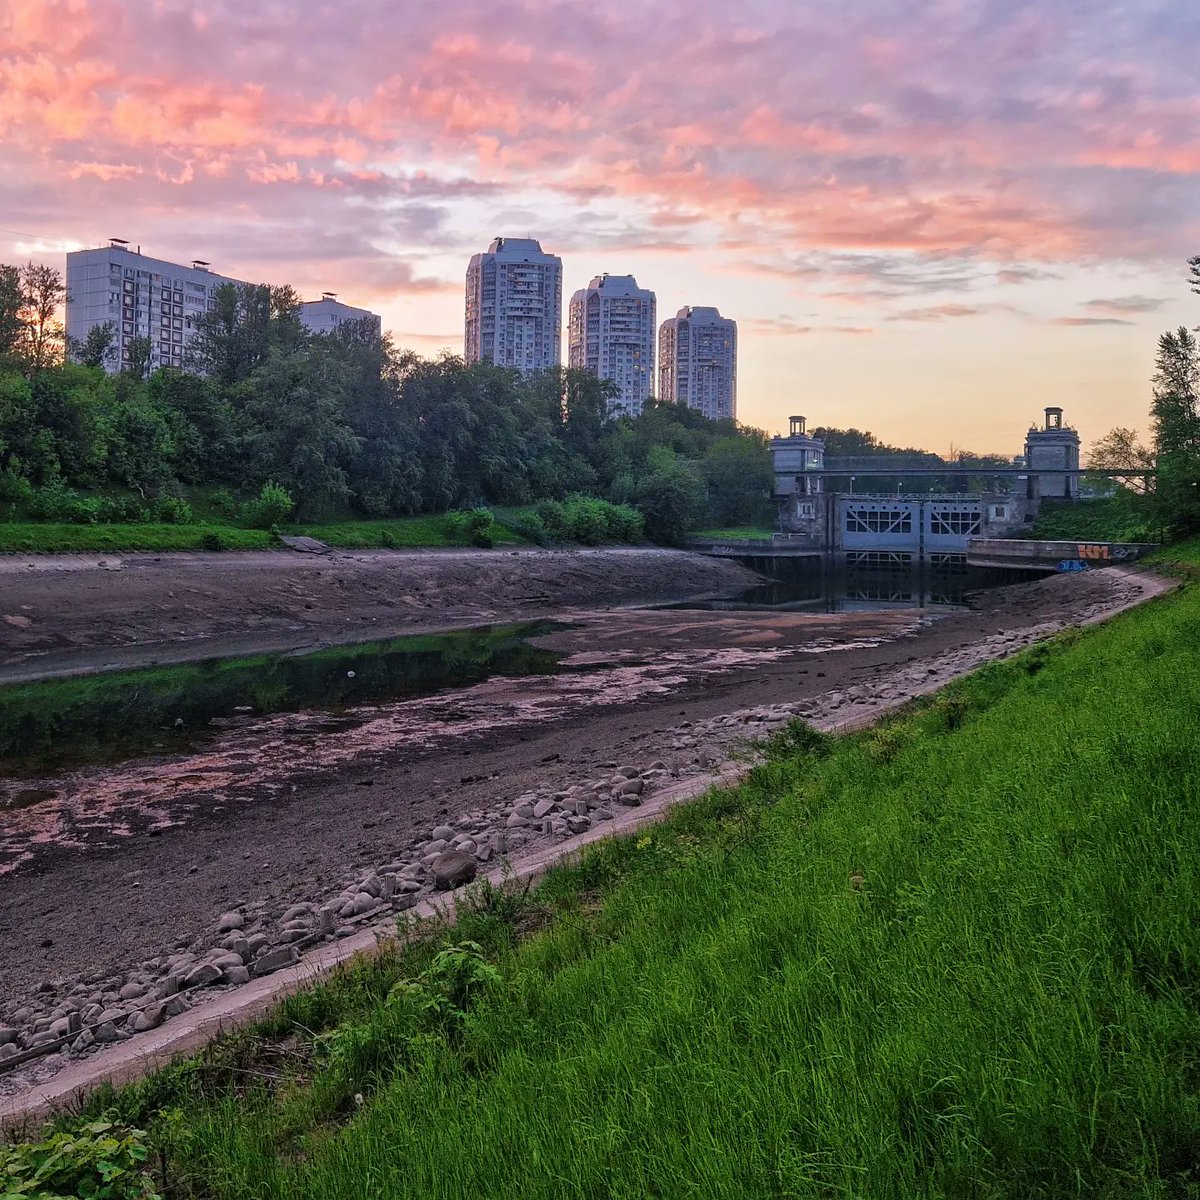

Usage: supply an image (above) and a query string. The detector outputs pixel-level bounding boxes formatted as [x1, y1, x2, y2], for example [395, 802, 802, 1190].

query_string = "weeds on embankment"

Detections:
[15, 555, 1200, 1198]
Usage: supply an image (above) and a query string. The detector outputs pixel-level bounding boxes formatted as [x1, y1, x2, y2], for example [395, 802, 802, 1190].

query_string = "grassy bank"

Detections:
[694, 525, 777, 541]
[1029, 495, 1156, 542]
[0, 516, 524, 555]
[14, 552, 1200, 1197]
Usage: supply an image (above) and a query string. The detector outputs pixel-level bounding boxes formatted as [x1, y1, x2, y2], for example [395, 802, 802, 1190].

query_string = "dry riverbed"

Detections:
[0, 551, 1169, 1104]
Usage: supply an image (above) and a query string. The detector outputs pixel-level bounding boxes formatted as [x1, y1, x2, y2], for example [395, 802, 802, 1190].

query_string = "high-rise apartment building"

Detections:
[567, 274, 656, 417]
[66, 243, 380, 373]
[464, 237, 562, 372]
[298, 293, 382, 337]
[66, 242, 248, 373]
[658, 305, 737, 422]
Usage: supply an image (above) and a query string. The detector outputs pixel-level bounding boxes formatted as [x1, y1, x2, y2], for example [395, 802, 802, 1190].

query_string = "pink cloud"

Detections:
[0, 0, 1196, 292]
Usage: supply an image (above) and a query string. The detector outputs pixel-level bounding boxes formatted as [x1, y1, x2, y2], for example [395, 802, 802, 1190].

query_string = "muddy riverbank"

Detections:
[0, 559, 1171, 1102]
[0, 547, 758, 683]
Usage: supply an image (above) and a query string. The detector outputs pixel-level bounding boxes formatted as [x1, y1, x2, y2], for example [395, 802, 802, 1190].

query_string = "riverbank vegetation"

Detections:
[20, 545, 1197, 1198]
[0, 267, 774, 548]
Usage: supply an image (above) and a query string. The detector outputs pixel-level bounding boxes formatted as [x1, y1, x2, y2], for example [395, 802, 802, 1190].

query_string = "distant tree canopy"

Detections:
[0, 272, 775, 537]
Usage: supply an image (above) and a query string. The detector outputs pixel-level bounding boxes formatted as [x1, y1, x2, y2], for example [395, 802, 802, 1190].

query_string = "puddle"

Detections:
[0, 622, 566, 777]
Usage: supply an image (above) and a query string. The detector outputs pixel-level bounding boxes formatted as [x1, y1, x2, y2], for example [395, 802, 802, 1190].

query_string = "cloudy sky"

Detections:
[2, 0, 1197, 453]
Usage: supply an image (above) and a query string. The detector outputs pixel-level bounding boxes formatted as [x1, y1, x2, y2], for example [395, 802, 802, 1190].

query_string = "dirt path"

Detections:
[0, 546, 757, 683]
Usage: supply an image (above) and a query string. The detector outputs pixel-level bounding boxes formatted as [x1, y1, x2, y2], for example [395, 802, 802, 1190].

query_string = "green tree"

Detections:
[635, 460, 707, 545]
[701, 432, 774, 526]
[0, 264, 23, 359]
[70, 319, 117, 370]
[1088, 427, 1155, 494]
[239, 347, 360, 518]
[122, 334, 152, 380]
[18, 261, 68, 371]
[1150, 326, 1200, 537]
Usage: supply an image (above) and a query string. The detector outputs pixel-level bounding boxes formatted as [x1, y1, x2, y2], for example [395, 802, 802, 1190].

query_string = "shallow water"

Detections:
[0, 616, 898, 873]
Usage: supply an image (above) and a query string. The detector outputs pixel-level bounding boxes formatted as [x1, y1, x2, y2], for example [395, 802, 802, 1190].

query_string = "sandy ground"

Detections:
[0, 549, 1161, 1040]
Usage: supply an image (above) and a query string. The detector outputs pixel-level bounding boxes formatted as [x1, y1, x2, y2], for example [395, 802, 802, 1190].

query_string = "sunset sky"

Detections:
[2, 0, 1197, 455]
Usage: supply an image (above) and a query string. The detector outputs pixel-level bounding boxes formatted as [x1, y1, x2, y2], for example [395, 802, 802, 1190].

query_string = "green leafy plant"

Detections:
[151, 495, 192, 525]
[0, 1116, 162, 1199]
[444, 507, 496, 548]
[240, 482, 295, 529]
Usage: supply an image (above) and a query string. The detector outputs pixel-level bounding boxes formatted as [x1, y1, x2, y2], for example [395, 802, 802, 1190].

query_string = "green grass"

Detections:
[1029, 496, 1156, 543]
[295, 515, 523, 549]
[25, 544, 1200, 1197]
[0, 523, 272, 553]
[694, 525, 778, 540]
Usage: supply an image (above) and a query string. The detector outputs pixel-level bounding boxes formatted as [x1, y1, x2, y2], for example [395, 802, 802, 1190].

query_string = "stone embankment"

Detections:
[0, 609, 1091, 1096]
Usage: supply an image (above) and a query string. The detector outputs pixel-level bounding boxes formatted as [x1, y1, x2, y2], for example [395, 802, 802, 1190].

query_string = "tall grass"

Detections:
[47, 564, 1200, 1197]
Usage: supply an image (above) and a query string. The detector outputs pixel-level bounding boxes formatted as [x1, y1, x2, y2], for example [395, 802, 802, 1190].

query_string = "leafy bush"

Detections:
[209, 487, 237, 518]
[529, 496, 643, 544]
[151, 495, 193, 525]
[532, 499, 567, 537]
[0, 466, 32, 503]
[561, 495, 608, 545]
[507, 513, 551, 545]
[96, 496, 149, 524]
[0, 1115, 162, 1199]
[444, 507, 496, 548]
[240, 482, 295, 529]
[27, 479, 82, 523]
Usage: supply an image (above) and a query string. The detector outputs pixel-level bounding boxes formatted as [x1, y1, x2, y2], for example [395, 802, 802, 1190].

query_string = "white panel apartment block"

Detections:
[658, 305, 737, 422]
[464, 237, 562, 372]
[65, 245, 249, 374]
[298, 296, 382, 337]
[568, 274, 656, 417]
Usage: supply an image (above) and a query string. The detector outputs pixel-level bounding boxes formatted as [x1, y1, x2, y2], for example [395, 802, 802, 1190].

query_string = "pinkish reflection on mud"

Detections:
[0, 627, 902, 874]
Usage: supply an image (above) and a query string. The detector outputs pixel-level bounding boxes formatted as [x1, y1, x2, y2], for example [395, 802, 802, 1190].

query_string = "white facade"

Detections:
[464, 237, 562, 372]
[299, 294, 382, 337]
[567, 274, 656, 417]
[66, 244, 248, 373]
[658, 305, 737, 422]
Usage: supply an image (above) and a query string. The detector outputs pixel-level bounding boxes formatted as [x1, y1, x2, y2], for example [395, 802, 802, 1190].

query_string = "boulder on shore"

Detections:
[432, 850, 477, 891]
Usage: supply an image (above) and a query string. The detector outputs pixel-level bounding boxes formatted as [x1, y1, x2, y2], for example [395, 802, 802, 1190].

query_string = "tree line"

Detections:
[1087, 256, 1200, 539]
[0, 265, 774, 543]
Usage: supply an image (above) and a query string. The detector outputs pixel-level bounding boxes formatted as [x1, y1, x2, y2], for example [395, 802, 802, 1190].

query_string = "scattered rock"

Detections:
[184, 963, 222, 989]
[252, 947, 299, 978]
[432, 850, 477, 891]
[217, 911, 244, 933]
[132, 1003, 166, 1033]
